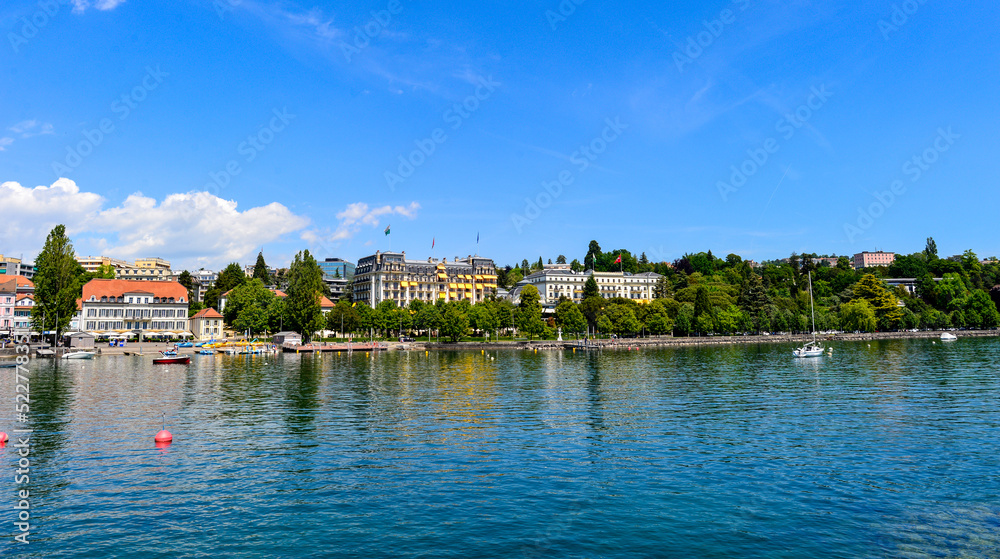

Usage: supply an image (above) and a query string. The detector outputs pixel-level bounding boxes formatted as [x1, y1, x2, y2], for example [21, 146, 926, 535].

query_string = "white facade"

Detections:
[81, 279, 189, 335]
[512, 269, 662, 306]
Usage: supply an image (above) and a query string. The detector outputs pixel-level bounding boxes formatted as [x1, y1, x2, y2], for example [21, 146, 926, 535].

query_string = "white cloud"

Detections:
[8, 120, 54, 138]
[71, 0, 126, 14]
[0, 138, 13, 151]
[0, 179, 309, 269]
[302, 201, 420, 248]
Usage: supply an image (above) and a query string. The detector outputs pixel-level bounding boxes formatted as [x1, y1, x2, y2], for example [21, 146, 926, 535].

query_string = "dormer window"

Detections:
[101, 296, 107, 302]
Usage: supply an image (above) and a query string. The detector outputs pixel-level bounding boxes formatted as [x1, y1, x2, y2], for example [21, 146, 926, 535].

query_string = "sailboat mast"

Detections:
[808, 271, 817, 343]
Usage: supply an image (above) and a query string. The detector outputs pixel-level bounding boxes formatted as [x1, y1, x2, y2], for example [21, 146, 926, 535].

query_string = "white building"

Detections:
[352, 252, 498, 307]
[81, 279, 189, 337]
[509, 269, 662, 307]
[189, 308, 224, 340]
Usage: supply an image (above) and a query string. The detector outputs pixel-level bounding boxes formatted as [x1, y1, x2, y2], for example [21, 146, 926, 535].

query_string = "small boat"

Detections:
[0, 362, 17, 368]
[153, 356, 191, 364]
[160, 349, 178, 357]
[793, 272, 825, 358]
[62, 351, 95, 360]
[177, 342, 194, 348]
[940, 332, 958, 341]
[197, 349, 215, 355]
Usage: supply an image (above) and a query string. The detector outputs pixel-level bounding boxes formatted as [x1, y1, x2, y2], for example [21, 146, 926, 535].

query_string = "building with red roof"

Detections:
[190, 308, 224, 340]
[81, 279, 190, 338]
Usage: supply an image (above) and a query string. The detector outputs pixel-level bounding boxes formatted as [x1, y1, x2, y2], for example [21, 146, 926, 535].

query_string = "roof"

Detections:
[8, 275, 33, 290]
[0, 278, 14, 294]
[15, 293, 33, 302]
[82, 279, 188, 302]
[320, 295, 335, 309]
[191, 308, 223, 319]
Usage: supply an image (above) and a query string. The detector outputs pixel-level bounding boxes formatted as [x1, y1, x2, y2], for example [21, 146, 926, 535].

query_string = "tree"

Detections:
[414, 303, 442, 339]
[204, 263, 246, 310]
[224, 278, 276, 334]
[924, 237, 938, 260]
[570, 259, 583, 273]
[440, 303, 470, 342]
[536, 257, 544, 270]
[267, 297, 287, 332]
[694, 285, 712, 318]
[177, 270, 196, 302]
[654, 275, 672, 299]
[252, 251, 271, 284]
[840, 299, 877, 332]
[470, 303, 500, 336]
[556, 254, 567, 264]
[606, 304, 640, 335]
[583, 276, 599, 299]
[517, 284, 545, 339]
[286, 250, 325, 341]
[554, 300, 587, 335]
[674, 303, 695, 336]
[585, 240, 602, 270]
[32, 225, 86, 340]
[644, 300, 674, 335]
[854, 273, 903, 329]
[521, 259, 531, 272]
[327, 300, 359, 335]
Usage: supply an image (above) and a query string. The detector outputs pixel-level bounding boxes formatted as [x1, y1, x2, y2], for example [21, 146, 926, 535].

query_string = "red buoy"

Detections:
[0, 432, 7, 444]
[155, 430, 172, 443]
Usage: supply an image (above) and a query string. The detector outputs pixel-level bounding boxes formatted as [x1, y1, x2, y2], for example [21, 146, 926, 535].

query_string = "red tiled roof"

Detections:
[16, 293, 33, 301]
[191, 308, 223, 319]
[320, 296, 335, 309]
[82, 279, 188, 302]
[0, 278, 14, 294]
[2, 275, 33, 290]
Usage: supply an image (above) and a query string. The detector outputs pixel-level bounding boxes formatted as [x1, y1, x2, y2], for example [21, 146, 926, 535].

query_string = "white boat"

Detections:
[62, 351, 95, 360]
[940, 332, 957, 341]
[793, 272, 824, 358]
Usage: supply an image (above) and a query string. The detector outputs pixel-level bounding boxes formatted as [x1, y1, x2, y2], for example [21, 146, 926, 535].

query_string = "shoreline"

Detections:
[2, 329, 995, 359]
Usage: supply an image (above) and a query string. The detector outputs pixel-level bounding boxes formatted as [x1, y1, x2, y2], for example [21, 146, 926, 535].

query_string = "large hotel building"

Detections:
[510, 266, 662, 308]
[80, 279, 189, 335]
[352, 252, 498, 306]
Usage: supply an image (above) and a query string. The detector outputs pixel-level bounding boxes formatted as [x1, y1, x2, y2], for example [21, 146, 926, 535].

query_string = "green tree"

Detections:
[177, 270, 195, 302]
[415, 303, 442, 340]
[585, 240, 602, 270]
[470, 303, 500, 337]
[854, 273, 903, 329]
[840, 299, 877, 332]
[252, 251, 272, 284]
[204, 263, 246, 310]
[554, 300, 587, 335]
[224, 278, 276, 334]
[440, 303, 470, 342]
[556, 254, 567, 264]
[673, 303, 695, 336]
[32, 225, 86, 339]
[583, 276, 599, 299]
[517, 284, 545, 339]
[327, 300, 360, 335]
[654, 275, 672, 299]
[644, 300, 675, 335]
[267, 297, 287, 332]
[924, 237, 938, 260]
[570, 259, 583, 272]
[693, 285, 712, 318]
[286, 250, 325, 341]
[606, 304, 640, 335]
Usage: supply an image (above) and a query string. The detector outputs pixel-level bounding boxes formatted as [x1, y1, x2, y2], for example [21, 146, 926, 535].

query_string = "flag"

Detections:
[477, 232, 480, 244]
[614, 254, 622, 264]
[384, 225, 390, 236]
[432, 237, 435, 249]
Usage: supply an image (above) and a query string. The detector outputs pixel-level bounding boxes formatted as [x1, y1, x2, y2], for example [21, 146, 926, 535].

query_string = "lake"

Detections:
[2, 337, 999, 557]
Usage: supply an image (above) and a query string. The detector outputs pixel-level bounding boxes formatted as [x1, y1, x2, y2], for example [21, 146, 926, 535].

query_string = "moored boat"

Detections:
[62, 351, 95, 359]
[793, 272, 825, 358]
[153, 356, 191, 364]
[940, 332, 958, 341]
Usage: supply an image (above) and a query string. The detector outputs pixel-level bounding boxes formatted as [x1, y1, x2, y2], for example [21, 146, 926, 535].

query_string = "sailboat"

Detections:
[793, 271, 825, 358]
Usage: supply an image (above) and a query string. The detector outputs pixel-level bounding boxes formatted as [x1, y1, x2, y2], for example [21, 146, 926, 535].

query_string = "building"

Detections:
[509, 269, 662, 308]
[189, 308, 224, 340]
[77, 255, 134, 274]
[192, 270, 218, 303]
[134, 257, 171, 270]
[13, 293, 34, 337]
[352, 251, 498, 307]
[318, 258, 355, 280]
[218, 287, 335, 314]
[80, 279, 189, 337]
[853, 251, 895, 269]
[0, 277, 14, 337]
[0, 255, 36, 279]
[118, 267, 179, 281]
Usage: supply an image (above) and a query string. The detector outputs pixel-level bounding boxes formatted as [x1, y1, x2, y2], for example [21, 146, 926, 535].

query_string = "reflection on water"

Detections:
[1, 338, 999, 558]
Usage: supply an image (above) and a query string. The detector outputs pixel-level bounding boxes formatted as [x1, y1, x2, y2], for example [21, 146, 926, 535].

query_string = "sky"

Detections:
[1, 0, 998, 271]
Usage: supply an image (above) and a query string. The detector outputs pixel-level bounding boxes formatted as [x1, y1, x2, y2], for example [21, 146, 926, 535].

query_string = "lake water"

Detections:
[2, 338, 999, 558]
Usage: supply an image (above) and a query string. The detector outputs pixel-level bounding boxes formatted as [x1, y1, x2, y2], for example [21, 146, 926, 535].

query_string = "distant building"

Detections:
[80, 279, 189, 337]
[134, 257, 171, 270]
[0, 277, 14, 336]
[0, 255, 36, 279]
[190, 308, 224, 340]
[77, 255, 178, 281]
[508, 269, 661, 308]
[218, 287, 335, 314]
[319, 258, 355, 280]
[0, 276, 33, 337]
[853, 251, 895, 270]
[352, 251, 498, 307]
[192, 270, 218, 303]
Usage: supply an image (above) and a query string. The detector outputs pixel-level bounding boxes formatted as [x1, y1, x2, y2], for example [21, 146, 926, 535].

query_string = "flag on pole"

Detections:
[476, 232, 480, 244]
[431, 237, 435, 249]
[614, 254, 622, 264]
[384, 225, 391, 236]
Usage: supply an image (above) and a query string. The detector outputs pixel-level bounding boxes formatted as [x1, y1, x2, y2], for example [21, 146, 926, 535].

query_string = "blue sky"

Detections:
[1, 0, 998, 270]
